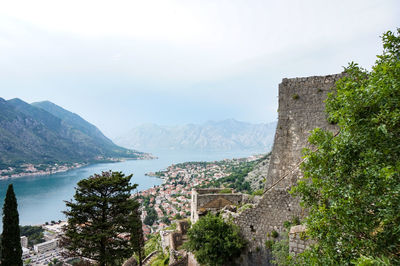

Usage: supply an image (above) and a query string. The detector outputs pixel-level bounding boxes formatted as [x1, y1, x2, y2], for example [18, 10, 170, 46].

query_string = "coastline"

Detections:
[0, 163, 87, 180]
[0, 153, 157, 180]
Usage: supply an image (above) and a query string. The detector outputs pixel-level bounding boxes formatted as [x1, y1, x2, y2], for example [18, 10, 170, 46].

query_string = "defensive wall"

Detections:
[233, 74, 342, 265]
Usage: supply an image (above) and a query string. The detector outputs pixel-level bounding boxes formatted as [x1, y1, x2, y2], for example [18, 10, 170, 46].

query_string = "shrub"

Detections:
[265, 240, 274, 249]
[185, 213, 246, 266]
[252, 189, 263, 196]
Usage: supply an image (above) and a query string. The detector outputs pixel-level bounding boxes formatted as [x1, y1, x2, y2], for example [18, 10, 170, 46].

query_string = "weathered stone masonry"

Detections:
[233, 74, 342, 265]
[289, 225, 312, 255]
[191, 188, 243, 223]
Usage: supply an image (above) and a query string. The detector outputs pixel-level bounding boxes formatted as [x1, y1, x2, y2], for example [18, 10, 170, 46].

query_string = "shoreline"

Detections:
[0, 154, 157, 181]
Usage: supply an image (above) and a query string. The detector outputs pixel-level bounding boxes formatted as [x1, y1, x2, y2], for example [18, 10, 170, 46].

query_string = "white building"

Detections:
[34, 239, 58, 253]
[20, 236, 28, 248]
[22, 247, 30, 258]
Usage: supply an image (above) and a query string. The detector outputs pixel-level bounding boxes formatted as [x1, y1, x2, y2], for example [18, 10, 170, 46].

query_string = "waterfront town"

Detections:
[0, 163, 85, 180]
[0, 155, 155, 180]
[17, 154, 263, 265]
[19, 222, 73, 265]
[137, 154, 263, 236]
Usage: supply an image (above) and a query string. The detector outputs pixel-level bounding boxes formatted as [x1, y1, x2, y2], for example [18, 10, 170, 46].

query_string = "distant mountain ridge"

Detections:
[114, 119, 277, 152]
[0, 98, 146, 169]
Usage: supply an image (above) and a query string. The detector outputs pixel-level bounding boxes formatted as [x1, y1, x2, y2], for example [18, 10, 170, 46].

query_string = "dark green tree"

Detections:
[19, 225, 45, 247]
[293, 29, 400, 265]
[143, 207, 158, 226]
[1, 184, 23, 266]
[62, 171, 141, 266]
[129, 207, 145, 266]
[185, 213, 246, 266]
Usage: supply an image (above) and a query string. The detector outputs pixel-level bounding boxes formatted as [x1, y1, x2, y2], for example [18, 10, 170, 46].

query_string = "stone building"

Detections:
[190, 188, 243, 223]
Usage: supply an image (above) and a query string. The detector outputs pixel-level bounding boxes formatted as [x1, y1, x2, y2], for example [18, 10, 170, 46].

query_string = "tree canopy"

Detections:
[1, 184, 23, 266]
[62, 171, 142, 266]
[185, 213, 246, 266]
[293, 29, 400, 265]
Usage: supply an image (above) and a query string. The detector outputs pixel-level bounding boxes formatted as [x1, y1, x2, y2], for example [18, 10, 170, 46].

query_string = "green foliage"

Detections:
[144, 207, 158, 226]
[283, 221, 292, 229]
[252, 189, 264, 196]
[265, 239, 274, 249]
[198, 157, 266, 194]
[218, 188, 232, 194]
[271, 231, 293, 265]
[48, 258, 63, 266]
[19, 225, 45, 247]
[185, 213, 246, 266]
[150, 252, 170, 266]
[164, 222, 177, 231]
[144, 234, 162, 257]
[238, 203, 253, 213]
[1, 184, 23, 265]
[292, 29, 400, 265]
[271, 230, 279, 238]
[352, 255, 391, 266]
[270, 230, 307, 266]
[160, 216, 171, 225]
[291, 216, 300, 226]
[130, 207, 145, 266]
[292, 94, 300, 100]
[62, 171, 141, 266]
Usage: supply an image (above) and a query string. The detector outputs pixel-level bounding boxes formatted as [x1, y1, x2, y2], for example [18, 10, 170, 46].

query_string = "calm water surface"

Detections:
[0, 150, 264, 229]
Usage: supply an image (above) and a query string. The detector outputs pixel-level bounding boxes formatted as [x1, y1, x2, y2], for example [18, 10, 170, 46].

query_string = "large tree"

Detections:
[185, 213, 246, 266]
[1, 184, 23, 266]
[293, 29, 400, 264]
[62, 171, 142, 266]
[129, 207, 145, 266]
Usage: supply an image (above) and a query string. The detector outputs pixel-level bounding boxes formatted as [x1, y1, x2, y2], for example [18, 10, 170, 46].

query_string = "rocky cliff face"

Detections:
[234, 74, 342, 265]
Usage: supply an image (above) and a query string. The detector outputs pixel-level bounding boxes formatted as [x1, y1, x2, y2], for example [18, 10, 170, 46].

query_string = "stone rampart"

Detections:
[265, 74, 341, 189]
[233, 74, 342, 265]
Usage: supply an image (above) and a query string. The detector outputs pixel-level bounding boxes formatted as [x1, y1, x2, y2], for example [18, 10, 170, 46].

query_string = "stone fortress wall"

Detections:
[233, 74, 342, 265]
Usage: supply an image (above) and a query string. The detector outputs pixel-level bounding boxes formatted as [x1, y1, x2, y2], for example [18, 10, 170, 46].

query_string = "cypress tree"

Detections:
[1, 184, 22, 266]
[130, 207, 145, 266]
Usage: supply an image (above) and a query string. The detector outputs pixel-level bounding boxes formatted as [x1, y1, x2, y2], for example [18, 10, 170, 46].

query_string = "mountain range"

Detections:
[114, 119, 277, 152]
[0, 98, 145, 169]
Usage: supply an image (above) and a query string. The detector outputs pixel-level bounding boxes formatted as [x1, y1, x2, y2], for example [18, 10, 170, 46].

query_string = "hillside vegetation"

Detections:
[0, 98, 145, 170]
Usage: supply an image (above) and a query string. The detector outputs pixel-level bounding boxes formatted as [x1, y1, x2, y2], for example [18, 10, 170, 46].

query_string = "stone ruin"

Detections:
[190, 188, 244, 223]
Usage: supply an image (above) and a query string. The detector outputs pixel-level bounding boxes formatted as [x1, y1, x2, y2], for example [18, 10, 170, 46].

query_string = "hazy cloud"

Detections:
[0, 0, 399, 137]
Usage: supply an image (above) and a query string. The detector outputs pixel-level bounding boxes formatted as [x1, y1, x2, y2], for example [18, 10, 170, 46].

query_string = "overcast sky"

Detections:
[0, 0, 399, 138]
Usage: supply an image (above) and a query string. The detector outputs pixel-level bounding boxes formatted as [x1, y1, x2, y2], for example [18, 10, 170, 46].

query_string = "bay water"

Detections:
[0, 149, 265, 230]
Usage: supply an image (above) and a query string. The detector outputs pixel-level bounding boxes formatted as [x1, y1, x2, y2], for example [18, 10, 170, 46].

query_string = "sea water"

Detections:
[0, 149, 265, 229]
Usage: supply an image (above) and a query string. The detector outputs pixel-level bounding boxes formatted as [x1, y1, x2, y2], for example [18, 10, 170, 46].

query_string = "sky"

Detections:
[0, 0, 399, 138]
